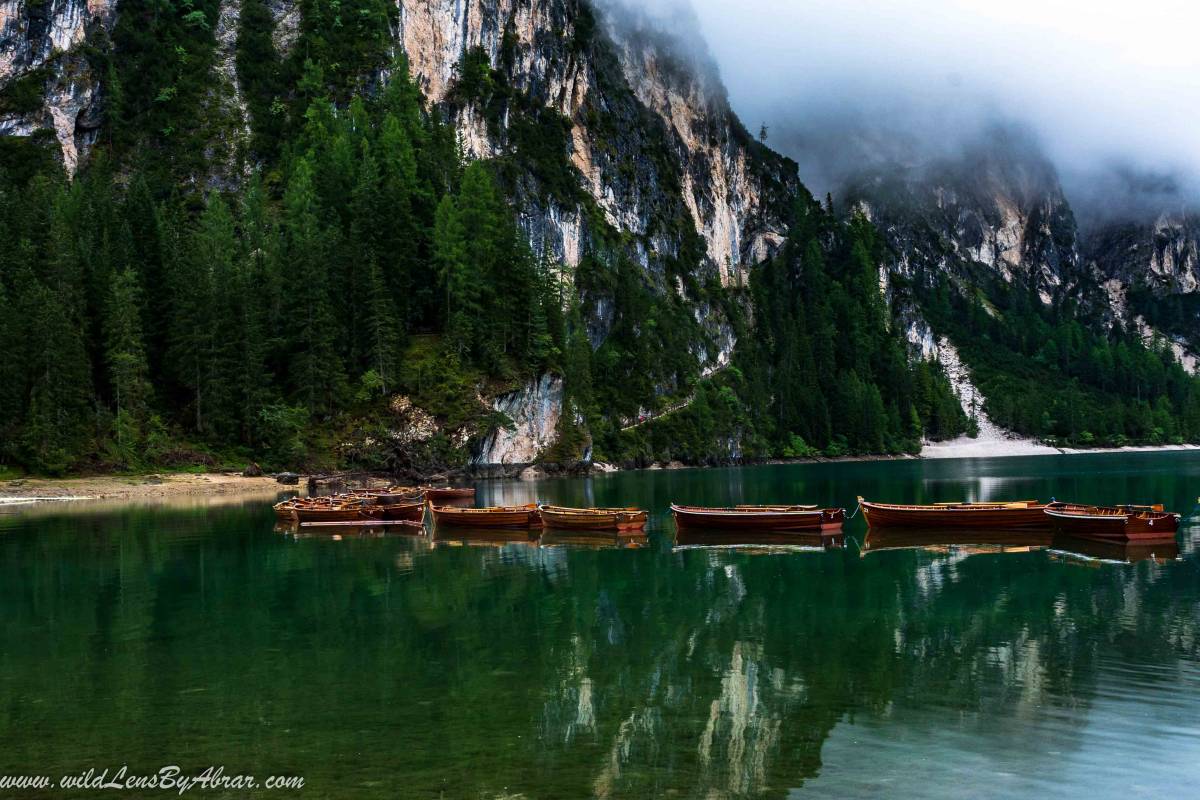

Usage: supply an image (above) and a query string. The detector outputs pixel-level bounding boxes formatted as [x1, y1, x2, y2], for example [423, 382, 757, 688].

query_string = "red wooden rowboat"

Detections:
[273, 498, 384, 524]
[671, 504, 845, 532]
[350, 487, 423, 505]
[423, 486, 476, 503]
[857, 497, 1049, 529]
[1044, 502, 1179, 542]
[379, 501, 425, 522]
[539, 505, 648, 531]
[429, 503, 541, 529]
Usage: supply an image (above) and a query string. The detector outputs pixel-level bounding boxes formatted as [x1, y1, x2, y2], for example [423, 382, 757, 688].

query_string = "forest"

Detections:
[916, 275, 1200, 446]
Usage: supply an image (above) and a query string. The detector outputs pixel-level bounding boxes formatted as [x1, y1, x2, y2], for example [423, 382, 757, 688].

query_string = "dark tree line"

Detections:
[0, 59, 566, 473]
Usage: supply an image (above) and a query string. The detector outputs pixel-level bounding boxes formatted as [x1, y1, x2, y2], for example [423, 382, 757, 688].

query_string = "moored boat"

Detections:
[273, 498, 384, 524]
[1043, 502, 1179, 541]
[350, 486, 423, 505]
[379, 501, 425, 522]
[429, 503, 541, 529]
[539, 505, 648, 531]
[671, 504, 845, 532]
[857, 497, 1049, 529]
[423, 486, 476, 504]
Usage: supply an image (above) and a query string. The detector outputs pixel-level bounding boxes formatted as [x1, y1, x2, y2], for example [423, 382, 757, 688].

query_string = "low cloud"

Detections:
[612, 0, 1200, 219]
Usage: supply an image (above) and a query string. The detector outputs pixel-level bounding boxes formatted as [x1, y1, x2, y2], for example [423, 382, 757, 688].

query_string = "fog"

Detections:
[612, 0, 1200, 221]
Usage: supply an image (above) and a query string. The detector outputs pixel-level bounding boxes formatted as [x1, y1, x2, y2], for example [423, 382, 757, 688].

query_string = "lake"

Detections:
[1, 452, 1198, 798]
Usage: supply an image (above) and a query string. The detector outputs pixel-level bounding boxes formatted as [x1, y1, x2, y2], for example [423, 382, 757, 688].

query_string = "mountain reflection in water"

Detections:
[0, 452, 1198, 798]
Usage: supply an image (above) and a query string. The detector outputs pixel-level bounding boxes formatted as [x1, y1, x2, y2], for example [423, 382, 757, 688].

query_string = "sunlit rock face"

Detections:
[472, 373, 564, 465]
[0, 0, 114, 172]
[396, 0, 796, 285]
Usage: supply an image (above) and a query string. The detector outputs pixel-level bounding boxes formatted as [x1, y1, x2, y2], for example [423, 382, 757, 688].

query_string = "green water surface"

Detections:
[1, 452, 1198, 799]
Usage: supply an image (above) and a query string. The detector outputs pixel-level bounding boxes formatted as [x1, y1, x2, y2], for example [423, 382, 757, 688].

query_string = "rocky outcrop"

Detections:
[0, 0, 113, 173]
[396, 0, 796, 294]
[845, 127, 1083, 303]
[472, 373, 564, 465]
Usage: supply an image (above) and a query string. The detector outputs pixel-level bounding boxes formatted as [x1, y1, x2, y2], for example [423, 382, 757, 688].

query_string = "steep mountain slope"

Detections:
[840, 127, 1200, 447]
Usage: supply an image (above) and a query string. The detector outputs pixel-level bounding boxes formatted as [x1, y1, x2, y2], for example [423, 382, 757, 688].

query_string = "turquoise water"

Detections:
[1, 452, 1198, 798]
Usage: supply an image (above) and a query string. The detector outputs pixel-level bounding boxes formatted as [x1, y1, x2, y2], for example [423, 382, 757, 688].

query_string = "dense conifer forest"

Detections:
[0, 0, 1196, 475]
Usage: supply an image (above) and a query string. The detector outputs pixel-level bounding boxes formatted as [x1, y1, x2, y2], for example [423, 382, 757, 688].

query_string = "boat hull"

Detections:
[286, 506, 383, 524]
[424, 487, 476, 505]
[671, 505, 844, 532]
[859, 500, 1049, 529]
[380, 502, 425, 522]
[430, 504, 541, 529]
[1045, 504, 1179, 542]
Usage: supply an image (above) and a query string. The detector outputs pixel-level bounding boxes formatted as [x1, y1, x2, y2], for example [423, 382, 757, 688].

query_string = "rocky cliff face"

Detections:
[845, 128, 1084, 305]
[846, 127, 1199, 381]
[472, 373, 565, 465]
[0, 0, 113, 172]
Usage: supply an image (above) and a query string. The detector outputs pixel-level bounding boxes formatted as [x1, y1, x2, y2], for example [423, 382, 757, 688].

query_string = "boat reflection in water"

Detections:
[859, 528, 1053, 557]
[858, 527, 1181, 565]
[1049, 534, 1181, 565]
[273, 520, 426, 540]
[674, 529, 845, 553]
[539, 530, 649, 549]
[430, 526, 541, 548]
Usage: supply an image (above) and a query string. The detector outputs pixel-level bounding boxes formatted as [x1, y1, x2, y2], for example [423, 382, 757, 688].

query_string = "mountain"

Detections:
[838, 126, 1200, 447]
[0, 0, 1197, 475]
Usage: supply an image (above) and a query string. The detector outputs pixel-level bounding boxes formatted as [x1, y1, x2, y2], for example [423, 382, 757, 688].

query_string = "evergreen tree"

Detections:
[104, 267, 152, 463]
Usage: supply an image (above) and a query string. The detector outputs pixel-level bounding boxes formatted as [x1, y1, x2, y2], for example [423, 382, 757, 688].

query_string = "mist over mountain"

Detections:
[652, 0, 1200, 226]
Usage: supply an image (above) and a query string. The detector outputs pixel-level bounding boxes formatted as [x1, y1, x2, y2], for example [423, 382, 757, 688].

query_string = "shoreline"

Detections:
[3, 444, 1198, 507]
[0, 473, 290, 508]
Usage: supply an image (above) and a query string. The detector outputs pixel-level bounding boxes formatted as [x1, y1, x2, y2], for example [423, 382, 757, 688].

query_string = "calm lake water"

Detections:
[2, 452, 1199, 799]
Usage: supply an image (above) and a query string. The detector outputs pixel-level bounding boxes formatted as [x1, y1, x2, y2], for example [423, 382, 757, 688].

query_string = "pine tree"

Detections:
[432, 193, 473, 355]
[104, 267, 152, 464]
[283, 155, 345, 414]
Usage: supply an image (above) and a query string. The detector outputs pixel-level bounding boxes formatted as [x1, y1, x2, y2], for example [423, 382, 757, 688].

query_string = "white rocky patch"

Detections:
[472, 373, 564, 465]
[904, 313, 1057, 458]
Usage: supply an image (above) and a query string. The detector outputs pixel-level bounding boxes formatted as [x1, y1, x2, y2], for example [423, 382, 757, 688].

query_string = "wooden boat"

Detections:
[539, 505, 648, 531]
[671, 504, 844, 532]
[675, 530, 845, 551]
[860, 528, 1053, 556]
[429, 503, 541, 529]
[350, 486, 423, 505]
[273, 498, 383, 524]
[423, 486, 476, 503]
[857, 497, 1050, 529]
[379, 501, 425, 522]
[1043, 502, 1180, 541]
